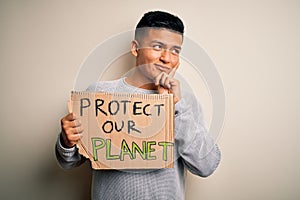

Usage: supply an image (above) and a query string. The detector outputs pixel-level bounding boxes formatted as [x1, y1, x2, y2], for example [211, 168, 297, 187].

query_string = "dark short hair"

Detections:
[135, 11, 184, 40]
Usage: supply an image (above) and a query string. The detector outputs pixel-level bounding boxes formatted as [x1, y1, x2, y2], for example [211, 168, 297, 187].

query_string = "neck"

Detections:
[125, 69, 158, 90]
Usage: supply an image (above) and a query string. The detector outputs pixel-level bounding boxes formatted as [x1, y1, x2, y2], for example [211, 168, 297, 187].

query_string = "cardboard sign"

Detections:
[70, 91, 174, 169]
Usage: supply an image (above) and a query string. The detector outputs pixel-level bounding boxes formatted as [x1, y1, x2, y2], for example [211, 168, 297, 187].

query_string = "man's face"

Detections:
[132, 28, 183, 84]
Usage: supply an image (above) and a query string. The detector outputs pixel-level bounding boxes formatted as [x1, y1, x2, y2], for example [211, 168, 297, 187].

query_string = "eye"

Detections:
[153, 44, 162, 50]
[171, 48, 181, 55]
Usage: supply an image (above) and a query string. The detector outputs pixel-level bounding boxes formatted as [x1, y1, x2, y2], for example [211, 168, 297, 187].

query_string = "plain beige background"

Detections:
[1, 0, 299, 199]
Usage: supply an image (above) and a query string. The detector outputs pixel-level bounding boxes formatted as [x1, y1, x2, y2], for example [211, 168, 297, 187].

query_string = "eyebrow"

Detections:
[151, 40, 182, 50]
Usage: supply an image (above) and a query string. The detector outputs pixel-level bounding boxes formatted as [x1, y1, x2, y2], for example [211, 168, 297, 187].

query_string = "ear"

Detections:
[131, 40, 139, 57]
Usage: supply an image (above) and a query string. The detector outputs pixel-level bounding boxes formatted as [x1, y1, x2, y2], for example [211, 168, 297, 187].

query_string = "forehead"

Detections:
[138, 28, 183, 46]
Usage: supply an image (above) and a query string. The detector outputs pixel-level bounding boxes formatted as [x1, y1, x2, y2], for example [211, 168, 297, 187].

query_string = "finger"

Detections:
[75, 126, 84, 134]
[71, 126, 84, 134]
[64, 127, 84, 139]
[68, 133, 83, 143]
[168, 63, 179, 78]
[173, 96, 179, 104]
[168, 78, 178, 87]
[65, 113, 77, 121]
[159, 73, 169, 87]
[168, 68, 176, 78]
[163, 77, 171, 89]
[154, 73, 163, 86]
[158, 86, 168, 94]
[64, 127, 76, 136]
[69, 119, 82, 128]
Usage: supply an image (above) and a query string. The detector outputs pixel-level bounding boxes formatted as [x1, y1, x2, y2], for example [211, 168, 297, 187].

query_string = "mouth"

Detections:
[154, 64, 170, 72]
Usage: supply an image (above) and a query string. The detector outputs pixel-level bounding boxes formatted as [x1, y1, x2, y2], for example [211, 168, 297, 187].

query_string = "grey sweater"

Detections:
[56, 78, 221, 200]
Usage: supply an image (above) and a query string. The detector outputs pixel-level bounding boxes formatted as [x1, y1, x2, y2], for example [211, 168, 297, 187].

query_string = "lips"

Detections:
[154, 64, 170, 72]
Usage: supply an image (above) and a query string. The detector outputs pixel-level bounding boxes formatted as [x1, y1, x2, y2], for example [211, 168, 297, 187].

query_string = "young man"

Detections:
[56, 11, 221, 199]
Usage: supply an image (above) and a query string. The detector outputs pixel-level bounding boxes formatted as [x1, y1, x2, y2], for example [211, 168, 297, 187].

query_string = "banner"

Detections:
[70, 91, 174, 169]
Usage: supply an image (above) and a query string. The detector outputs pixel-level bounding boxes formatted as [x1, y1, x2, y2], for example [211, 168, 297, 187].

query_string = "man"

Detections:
[56, 11, 221, 199]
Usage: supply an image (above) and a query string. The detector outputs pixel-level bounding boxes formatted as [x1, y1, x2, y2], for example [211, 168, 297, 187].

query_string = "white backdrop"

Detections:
[1, 0, 299, 199]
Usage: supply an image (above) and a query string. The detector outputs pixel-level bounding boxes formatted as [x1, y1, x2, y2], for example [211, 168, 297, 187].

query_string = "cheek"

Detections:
[171, 56, 180, 66]
[141, 50, 161, 63]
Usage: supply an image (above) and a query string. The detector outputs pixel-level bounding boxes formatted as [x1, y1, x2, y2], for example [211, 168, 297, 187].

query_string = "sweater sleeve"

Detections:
[174, 92, 221, 177]
[55, 133, 86, 170]
[55, 82, 105, 170]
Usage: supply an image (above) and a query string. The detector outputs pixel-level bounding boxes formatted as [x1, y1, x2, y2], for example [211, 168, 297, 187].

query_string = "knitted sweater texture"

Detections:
[56, 78, 221, 200]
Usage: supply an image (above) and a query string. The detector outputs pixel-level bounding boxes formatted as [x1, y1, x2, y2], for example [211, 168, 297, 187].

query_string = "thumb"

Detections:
[158, 86, 169, 94]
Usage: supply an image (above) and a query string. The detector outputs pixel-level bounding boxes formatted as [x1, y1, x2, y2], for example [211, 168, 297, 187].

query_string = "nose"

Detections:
[159, 49, 171, 64]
